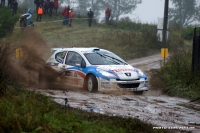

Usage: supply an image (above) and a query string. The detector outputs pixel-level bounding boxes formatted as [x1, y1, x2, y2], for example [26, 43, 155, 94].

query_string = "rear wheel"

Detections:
[87, 74, 98, 93]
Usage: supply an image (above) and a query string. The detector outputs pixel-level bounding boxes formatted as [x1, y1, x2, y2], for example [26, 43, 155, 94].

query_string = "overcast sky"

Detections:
[129, 0, 173, 24]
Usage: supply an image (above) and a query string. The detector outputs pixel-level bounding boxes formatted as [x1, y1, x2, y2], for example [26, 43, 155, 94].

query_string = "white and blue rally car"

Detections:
[44, 47, 148, 94]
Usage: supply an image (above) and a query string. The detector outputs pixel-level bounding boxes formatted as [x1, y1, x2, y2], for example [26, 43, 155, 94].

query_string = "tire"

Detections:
[134, 91, 143, 95]
[87, 74, 98, 93]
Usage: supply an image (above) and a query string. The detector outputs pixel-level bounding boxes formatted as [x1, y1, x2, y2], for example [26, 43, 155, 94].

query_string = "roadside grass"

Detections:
[30, 14, 163, 61]
[0, 85, 169, 133]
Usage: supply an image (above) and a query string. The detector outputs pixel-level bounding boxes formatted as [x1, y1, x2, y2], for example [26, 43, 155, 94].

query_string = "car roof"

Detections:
[52, 47, 110, 53]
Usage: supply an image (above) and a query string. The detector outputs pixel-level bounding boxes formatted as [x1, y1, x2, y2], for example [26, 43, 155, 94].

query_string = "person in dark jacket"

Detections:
[0, 0, 5, 6]
[34, 0, 39, 12]
[49, 0, 54, 17]
[87, 8, 94, 27]
[43, 0, 49, 15]
[12, 0, 18, 16]
[8, 0, 13, 7]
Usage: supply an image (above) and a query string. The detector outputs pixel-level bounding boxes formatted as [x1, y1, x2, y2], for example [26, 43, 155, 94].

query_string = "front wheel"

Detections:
[87, 74, 98, 93]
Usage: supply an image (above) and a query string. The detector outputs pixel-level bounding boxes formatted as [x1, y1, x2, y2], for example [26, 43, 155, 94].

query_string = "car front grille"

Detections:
[118, 83, 140, 88]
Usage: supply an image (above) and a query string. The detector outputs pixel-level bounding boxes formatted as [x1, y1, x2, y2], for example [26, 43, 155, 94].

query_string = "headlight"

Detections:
[97, 69, 116, 78]
[137, 69, 144, 76]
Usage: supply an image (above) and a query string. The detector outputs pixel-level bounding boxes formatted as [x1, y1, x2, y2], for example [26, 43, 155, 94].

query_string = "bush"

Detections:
[159, 49, 200, 99]
[0, 6, 19, 95]
[181, 26, 195, 40]
[0, 6, 19, 38]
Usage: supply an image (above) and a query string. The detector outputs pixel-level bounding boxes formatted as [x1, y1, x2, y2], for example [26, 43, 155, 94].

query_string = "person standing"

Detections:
[69, 9, 74, 27]
[8, 0, 13, 7]
[0, 0, 5, 6]
[62, 6, 67, 25]
[105, 7, 111, 23]
[34, 0, 39, 12]
[12, 0, 18, 16]
[53, 0, 58, 14]
[36, 5, 43, 21]
[87, 8, 94, 27]
[49, 0, 54, 17]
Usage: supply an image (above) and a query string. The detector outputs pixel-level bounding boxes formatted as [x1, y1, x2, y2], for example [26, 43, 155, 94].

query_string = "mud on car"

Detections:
[40, 47, 148, 94]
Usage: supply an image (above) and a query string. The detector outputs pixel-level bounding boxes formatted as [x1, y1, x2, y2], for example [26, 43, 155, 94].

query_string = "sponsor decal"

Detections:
[112, 68, 135, 73]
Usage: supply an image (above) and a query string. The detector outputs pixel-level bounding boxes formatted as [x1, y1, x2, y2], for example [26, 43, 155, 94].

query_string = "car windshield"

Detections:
[84, 52, 127, 65]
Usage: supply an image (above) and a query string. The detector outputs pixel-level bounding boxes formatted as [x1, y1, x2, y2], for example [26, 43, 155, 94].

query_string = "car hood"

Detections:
[96, 65, 138, 80]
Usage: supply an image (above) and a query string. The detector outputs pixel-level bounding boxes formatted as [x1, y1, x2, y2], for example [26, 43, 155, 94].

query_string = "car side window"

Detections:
[55, 52, 67, 63]
[65, 51, 83, 66]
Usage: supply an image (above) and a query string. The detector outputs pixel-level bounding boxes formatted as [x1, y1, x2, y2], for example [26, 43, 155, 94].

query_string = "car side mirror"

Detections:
[81, 60, 86, 68]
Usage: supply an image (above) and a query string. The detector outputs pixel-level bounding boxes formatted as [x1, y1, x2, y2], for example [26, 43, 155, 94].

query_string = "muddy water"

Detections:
[32, 54, 200, 133]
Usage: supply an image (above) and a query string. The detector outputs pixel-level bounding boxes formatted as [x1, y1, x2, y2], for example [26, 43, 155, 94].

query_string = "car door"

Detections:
[46, 51, 67, 72]
[62, 51, 86, 88]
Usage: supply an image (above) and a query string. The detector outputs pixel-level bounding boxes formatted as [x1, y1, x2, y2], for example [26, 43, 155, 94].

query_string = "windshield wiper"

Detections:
[102, 54, 127, 65]
[96, 52, 120, 65]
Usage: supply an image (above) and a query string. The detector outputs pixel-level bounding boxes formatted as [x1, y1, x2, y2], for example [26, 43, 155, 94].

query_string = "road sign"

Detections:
[161, 48, 168, 58]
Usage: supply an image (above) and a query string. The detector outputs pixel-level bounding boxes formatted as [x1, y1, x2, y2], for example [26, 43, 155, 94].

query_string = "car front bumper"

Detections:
[97, 78, 148, 92]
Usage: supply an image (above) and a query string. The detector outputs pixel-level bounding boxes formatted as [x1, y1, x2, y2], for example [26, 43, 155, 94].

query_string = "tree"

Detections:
[169, 0, 200, 26]
[100, 0, 142, 21]
[76, 0, 101, 17]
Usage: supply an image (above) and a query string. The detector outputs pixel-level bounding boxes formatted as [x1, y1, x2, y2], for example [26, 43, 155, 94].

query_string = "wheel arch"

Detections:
[82, 72, 100, 92]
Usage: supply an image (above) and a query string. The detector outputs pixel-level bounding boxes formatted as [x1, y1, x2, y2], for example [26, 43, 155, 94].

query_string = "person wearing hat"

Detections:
[87, 8, 94, 27]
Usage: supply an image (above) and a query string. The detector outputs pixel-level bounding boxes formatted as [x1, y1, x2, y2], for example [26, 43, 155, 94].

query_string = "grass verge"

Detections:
[0, 85, 170, 133]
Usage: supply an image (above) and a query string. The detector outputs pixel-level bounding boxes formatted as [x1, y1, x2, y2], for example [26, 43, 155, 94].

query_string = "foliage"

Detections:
[0, 86, 169, 133]
[158, 49, 200, 99]
[76, 0, 142, 21]
[181, 26, 195, 40]
[169, 0, 200, 26]
[100, 0, 142, 21]
[0, 6, 19, 39]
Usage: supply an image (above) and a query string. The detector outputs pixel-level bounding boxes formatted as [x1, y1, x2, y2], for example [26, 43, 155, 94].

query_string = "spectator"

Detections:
[26, 8, 34, 26]
[53, 0, 58, 14]
[36, 5, 43, 21]
[8, 0, 13, 7]
[87, 8, 94, 27]
[69, 9, 74, 27]
[0, 0, 5, 6]
[43, 0, 49, 15]
[105, 7, 111, 23]
[49, 0, 54, 17]
[34, 0, 39, 12]
[12, 0, 18, 16]
[62, 6, 68, 25]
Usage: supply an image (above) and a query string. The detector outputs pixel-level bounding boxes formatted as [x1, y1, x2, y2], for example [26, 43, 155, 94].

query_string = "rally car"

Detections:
[42, 47, 148, 94]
